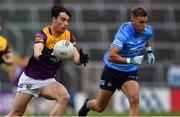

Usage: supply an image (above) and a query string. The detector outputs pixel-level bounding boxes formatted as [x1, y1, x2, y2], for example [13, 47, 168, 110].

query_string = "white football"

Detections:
[53, 40, 74, 60]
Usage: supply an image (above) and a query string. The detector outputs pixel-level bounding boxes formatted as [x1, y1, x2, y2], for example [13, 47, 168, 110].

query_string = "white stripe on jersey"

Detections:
[113, 39, 123, 47]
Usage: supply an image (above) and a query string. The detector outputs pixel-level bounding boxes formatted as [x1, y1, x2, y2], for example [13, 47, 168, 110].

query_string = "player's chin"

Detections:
[137, 29, 144, 33]
[60, 28, 66, 33]
[59, 29, 65, 33]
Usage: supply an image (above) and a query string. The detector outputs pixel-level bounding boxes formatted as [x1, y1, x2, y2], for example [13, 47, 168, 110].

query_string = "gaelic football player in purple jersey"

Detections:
[6, 5, 89, 116]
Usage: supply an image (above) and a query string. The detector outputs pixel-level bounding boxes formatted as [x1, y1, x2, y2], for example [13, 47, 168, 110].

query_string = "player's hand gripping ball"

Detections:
[53, 40, 74, 60]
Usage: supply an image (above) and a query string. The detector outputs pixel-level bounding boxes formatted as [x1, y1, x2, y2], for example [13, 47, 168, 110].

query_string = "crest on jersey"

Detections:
[26, 83, 32, 89]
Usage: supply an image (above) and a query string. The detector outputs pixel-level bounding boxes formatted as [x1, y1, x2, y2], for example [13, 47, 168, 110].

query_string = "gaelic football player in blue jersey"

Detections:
[6, 5, 89, 116]
[79, 5, 155, 116]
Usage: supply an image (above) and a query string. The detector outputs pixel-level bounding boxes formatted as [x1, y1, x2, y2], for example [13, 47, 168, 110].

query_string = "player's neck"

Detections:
[49, 25, 62, 37]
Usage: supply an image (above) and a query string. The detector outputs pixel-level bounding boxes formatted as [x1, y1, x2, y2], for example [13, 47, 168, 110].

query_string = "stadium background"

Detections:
[0, 0, 180, 116]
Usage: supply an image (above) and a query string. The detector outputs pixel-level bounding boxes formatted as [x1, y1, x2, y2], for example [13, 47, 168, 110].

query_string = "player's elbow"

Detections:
[108, 53, 115, 62]
[34, 54, 39, 60]
[33, 51, 41, 60]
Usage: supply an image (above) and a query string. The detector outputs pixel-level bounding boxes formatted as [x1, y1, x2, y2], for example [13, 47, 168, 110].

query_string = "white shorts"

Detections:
[17, 72, 56, 97]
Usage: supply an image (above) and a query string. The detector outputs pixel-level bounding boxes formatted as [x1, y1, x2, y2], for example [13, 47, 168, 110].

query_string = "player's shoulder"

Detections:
[118, 22, 132, 37]
[36, 30, 47, 39]
[36, 26, 48, 39]
[120, 22, 131, 31]
[144, 24, 153, 36]
[41, 25, 49, 34]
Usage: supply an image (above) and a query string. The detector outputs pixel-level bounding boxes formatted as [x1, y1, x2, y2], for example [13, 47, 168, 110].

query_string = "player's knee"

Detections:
[129, 95, 139, 106]
[63, 93, 70, 103]
[57, 93, 70, 105]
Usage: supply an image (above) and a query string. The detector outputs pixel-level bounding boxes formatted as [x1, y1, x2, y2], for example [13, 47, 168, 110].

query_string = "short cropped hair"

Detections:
[131, 5, 147, 17]
[51, 4, 71, 18]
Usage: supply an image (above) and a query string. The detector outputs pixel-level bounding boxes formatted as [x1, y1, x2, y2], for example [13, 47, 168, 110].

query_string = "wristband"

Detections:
[127, 58, 131, 64]
[146, 47, 153, 53]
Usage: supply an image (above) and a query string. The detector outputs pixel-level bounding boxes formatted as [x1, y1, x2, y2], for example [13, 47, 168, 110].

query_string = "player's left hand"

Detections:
[147, 53, 155, 64]
[80, 48, 89, 67]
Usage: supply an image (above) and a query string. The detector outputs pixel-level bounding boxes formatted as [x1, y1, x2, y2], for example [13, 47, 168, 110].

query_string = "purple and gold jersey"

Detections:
[0, 35, 10, 58]
[24, 26, 76, 80]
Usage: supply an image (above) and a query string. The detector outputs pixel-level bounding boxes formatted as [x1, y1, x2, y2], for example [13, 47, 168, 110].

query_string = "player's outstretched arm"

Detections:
[34, 43, 58, 64]
[34, 43, 44, 60]
[72, 47, 81, 65]
[108, 46, 144, 64]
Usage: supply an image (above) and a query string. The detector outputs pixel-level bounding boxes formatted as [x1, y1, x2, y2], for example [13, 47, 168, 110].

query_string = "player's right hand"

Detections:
[39, 53, 58, 64]
[130, 55, 144, 64]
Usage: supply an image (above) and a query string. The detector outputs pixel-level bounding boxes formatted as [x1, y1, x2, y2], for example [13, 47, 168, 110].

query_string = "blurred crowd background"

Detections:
[0, 0, 180, 115]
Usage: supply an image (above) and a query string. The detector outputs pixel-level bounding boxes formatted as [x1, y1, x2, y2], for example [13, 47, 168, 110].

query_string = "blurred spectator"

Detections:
[0, 18, 14, 91]
[0, 18, 13, 66]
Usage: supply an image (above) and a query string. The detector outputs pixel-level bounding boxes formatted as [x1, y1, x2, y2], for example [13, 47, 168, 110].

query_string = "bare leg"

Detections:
[78, 88, 114, 116]
[6, 92, 33, 116]
[121, 80, 139, 116]
[40, 81, 70, 116]
[88, 89, 114, 112]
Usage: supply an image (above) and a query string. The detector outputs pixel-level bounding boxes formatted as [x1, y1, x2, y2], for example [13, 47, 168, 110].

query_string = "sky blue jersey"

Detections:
[103, 22, 153, 72]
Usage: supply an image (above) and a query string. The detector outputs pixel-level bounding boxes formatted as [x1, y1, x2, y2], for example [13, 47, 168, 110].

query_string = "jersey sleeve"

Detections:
[112, 28, 128, 49]
[34, 30, 47, 44]
[146, 25, 154, 39]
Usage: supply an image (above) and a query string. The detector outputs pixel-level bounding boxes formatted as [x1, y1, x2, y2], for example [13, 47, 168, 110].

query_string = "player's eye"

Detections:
[139, 20, 148, 24]
[67, 19, 71, 23]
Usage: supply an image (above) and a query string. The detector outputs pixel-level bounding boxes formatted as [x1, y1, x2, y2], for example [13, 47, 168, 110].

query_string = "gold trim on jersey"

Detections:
[0, 35, 8, 51]
[35, 37, 44, 43]
[42, 26, 75, 50]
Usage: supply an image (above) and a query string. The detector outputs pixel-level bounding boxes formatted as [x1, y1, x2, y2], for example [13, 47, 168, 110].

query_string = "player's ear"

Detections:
[131, 16, 137, 26]
[52, 17, 56, 23]
[131, 15, 135, 22]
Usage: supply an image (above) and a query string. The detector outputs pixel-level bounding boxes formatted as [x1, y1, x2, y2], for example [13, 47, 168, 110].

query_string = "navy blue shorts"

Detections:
[100, 65, 139, 92]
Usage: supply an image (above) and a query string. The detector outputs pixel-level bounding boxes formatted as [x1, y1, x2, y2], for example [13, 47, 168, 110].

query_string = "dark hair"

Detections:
[51, 4, 71, 18]
[131, 5, 147, 17]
